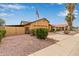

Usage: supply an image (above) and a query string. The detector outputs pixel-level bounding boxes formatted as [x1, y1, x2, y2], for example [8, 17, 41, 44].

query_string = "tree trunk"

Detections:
[68, 22, 72, 31]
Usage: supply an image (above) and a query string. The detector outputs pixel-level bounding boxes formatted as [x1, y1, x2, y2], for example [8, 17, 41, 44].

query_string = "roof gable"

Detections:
[24, 18, 49, 25]
[20, 21, 31, 25]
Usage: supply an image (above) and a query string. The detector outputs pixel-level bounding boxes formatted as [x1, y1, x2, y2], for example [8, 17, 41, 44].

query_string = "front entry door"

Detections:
[25, 27, 29, 34]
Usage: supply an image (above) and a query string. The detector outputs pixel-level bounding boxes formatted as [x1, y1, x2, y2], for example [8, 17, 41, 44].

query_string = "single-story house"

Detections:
[0, 18, 51, 36]
[20, 18, 50, 33]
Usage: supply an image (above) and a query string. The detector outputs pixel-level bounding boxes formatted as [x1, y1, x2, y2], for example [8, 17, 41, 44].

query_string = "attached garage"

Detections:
[5, 25, 25, 36]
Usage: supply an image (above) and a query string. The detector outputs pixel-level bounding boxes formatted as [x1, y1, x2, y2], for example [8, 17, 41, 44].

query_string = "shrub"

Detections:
[31, 29, 36, 36]
[0, 30, 6, 37]
[36, 28, 48, 39]
[0, 33, 3, 42]
[51, 28, 56, 32]
[0, 30, 6, 43]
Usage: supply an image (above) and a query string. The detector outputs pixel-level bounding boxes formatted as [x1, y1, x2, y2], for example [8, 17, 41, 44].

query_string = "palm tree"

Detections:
[66, 3, 75, 13]
[0, 18, 5, 26]
[65, 13, 75, 30]
[65, 3, 76, 30]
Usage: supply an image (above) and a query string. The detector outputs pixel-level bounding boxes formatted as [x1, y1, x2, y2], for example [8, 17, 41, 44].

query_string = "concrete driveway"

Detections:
[30, 33, 79, 56]
[48, 32, 72, 41]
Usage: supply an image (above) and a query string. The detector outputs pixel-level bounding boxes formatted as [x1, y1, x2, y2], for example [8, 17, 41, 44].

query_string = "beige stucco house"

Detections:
[0, 18, 51, 36]
[21, 18, 51, 33]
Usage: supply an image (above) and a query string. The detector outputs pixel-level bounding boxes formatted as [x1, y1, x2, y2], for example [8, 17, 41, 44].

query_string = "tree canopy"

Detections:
[0, 18, 5, 26]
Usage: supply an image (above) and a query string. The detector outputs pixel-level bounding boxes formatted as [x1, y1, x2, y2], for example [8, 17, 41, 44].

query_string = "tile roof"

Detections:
[52, 24, 68, 27]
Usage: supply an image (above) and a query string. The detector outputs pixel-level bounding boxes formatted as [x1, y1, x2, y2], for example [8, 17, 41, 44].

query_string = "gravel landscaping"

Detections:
[0, 34, 58, 56]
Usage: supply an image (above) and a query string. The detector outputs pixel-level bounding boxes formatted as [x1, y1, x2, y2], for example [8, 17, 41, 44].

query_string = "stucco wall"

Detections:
[29, 20, 49, 30]
[5, 26, 25, 36]
[48, 25, 52, 31]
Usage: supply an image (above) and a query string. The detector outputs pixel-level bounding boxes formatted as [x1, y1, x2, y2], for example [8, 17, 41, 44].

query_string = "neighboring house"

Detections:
[20, 18, 50, 33]
[52, 24, 68, 31]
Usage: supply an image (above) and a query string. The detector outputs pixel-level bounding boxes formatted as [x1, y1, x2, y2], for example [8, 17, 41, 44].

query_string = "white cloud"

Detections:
[58, 10, 69, 16]
[74, 10, 79, 17]
[58, 9, 79, 17]
[0, 4, 25, 10]
[0, 4, 35, 12]
[74, 10, 78, 15]
[49, 3, 63, 6]
[0, 13, 14, 16]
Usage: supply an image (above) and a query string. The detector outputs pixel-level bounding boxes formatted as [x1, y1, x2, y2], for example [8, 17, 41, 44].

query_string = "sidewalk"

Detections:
[29, 33, 79, 56]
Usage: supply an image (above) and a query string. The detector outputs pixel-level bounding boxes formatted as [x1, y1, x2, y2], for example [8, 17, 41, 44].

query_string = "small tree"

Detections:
[0, 18, 5, 26]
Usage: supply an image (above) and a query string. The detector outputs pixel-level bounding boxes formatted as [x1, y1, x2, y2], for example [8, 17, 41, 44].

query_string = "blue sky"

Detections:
[0, 3, 79, 27]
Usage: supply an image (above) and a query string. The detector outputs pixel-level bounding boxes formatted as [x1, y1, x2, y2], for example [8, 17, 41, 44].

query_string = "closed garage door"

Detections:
[5, 26, 25, 36]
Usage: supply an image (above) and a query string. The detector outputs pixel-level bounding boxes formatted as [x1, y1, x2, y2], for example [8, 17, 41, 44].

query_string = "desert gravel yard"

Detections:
[0, 34, 57, 56]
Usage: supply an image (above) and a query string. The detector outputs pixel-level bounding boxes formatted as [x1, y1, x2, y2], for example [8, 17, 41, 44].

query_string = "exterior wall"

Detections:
[29, 20, 49, 30]
[24, 24, 30, 34]
[24, 24, 30, 28]
[5, 26, 25, 36]
[48, 25, 52, 31]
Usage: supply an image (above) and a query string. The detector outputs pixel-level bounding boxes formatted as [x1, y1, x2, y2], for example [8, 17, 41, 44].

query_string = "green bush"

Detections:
[0, 30, 6, 43]
[51, 28, 56, 32]
[0, 30, 6, 37]
[36, 28, 48, 39]
[0, 33, 3, 42]
[31, 29, 36, 36]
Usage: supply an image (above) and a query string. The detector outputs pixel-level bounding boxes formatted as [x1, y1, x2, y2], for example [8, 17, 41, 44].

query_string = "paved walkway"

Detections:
[29, 33, 79, 56]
